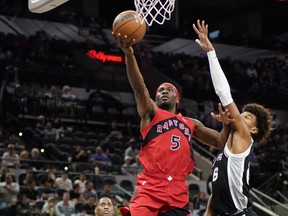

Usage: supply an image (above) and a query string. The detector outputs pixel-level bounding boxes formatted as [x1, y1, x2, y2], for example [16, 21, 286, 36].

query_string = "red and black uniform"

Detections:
[130, 108, 195, 216]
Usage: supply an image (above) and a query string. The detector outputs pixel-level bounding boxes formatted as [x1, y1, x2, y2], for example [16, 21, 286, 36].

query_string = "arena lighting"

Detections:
[18, 132, 23, 137]
[28, 0, 69, 13]
[86, 50, 123, 63]
[209, 30, 220, 40]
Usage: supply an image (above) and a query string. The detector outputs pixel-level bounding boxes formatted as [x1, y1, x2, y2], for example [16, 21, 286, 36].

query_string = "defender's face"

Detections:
[155, 84, 178, 110]
[95, 198, 114, 216]
[241, 111, 258, 135]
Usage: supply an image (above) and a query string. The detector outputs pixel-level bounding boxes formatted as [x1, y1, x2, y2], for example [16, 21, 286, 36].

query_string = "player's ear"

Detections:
[250, 127, 258, 135]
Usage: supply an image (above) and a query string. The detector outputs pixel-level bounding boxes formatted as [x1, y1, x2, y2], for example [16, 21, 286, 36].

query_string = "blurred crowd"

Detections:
[0, 1, 287, 215]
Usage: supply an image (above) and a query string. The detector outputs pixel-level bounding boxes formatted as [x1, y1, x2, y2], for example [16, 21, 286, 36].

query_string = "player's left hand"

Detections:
[211, 103, 234, 124]
[193, 19, 214, 52]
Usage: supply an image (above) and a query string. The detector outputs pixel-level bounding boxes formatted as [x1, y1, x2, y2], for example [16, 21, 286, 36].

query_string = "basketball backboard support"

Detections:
[28, 0, 69, 13]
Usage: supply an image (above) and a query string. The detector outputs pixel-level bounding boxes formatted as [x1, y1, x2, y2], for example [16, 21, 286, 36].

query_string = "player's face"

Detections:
[95, 198, 114, 216]
[155, 85, 178, 111]
[241, 111, 258, 135]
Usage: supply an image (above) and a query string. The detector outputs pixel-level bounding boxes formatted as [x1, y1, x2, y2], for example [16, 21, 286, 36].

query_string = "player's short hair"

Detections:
[242, 103, 273, 143]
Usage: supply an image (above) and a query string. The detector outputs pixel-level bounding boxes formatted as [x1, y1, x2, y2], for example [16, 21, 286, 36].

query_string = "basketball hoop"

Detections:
[134, 0, 176, 26]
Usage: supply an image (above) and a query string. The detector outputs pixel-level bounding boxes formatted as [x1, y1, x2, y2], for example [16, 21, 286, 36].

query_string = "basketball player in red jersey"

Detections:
[193, 20, 273, 216]
[113, 33, 233, 216]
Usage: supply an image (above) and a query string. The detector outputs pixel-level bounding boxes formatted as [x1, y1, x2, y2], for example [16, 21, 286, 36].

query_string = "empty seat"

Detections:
[58, 144, 72, 153]
[85, 131, 98, 139]
[73, 130, 85, 138]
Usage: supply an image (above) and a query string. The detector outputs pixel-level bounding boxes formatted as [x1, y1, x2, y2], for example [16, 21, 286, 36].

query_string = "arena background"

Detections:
[0, 0, 287, 215]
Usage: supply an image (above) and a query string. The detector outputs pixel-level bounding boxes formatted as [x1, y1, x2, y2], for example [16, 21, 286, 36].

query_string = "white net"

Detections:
[134, 0, 176, 26]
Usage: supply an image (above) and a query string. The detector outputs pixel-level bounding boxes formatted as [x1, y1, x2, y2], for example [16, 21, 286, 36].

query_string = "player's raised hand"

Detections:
[112, 32, 135, 56]
[211, 103, 234, 125]
[193, 19, 214, 52]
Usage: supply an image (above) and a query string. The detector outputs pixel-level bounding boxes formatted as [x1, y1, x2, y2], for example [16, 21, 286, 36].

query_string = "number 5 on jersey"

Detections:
[170, 135, 180, 150]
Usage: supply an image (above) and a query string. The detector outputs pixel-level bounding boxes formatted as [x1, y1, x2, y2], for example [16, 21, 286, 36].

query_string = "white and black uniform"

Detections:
[211, 139, 256, 216]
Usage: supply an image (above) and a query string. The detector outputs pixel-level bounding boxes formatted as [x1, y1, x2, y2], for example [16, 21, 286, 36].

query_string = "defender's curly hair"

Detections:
[242, 103, 273, 143]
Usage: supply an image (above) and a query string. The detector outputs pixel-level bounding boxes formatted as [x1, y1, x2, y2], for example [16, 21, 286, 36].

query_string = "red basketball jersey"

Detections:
[140, 108, 195, 177]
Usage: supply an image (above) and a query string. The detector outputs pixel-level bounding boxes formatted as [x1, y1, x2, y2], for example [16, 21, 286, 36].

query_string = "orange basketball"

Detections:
[112, 10, 146, 44]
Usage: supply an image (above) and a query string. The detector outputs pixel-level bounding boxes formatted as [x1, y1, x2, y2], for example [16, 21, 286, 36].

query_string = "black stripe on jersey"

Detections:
[242, 145, 254, 205]
[142, 116, 192, 148]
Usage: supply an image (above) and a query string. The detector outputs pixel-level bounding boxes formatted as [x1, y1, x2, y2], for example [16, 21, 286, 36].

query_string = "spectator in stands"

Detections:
[94, 197, 114, 216]
[54, 118, 66, 140]
[19, 150, 30, 165]
[16, 194, 32, 216]
[0, 173, 20, 212]
[55, 192, 75, 216]
[192, 191, 208, 214]
[68, 145, 87, 163]
[1, 144, 20, 168]
[20, 169, 34, 186]
[43, 122, 57, 141]
[124, 137, 139, 162]
[44, 86, 59, 99]
[88, 90, 105, 118]
[188, 200, 199, 216]
[69, 145, 88, 172]
[19, 179, 39, 202]
[29, 148, 43, 170]
[42, 169, 56, 185]
[92, 146, 111, 166]
[54, 172, 73, 192]
[131, 154, 143, 174]
[0, 167, 10, 182]
[61, 85, 76, 116]
[98, 183, 113, 199]
[6, 133, 23, 150]
[41, 197, 57, 216]
[106, 119, 123, 140]
[81, 195, 96, 216]
[35, 115, 46, 134]
[38, 179, 57, 201]
[61, 85, 76, 100]
[122, 120, 138, 138]
[121, 156, 134, 176]
[100, 137, 119, 166]
[246, 63, 258, 79]
[83, 180, 98, 201]
[74, 172, 87, 194]
[69, 183, 84, 204]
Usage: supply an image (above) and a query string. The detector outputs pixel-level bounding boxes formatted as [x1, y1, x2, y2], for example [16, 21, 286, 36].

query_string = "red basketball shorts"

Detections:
[129, 172, 189, 216]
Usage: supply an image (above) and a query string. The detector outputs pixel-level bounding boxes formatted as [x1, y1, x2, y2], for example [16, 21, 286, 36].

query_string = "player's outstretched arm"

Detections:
[192, 104, 233, 149]
[112, 33, 157, 127]
[193, 20, 251, 147]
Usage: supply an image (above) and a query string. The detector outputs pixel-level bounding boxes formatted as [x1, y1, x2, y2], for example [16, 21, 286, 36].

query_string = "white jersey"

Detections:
[211, 141, 254, 215]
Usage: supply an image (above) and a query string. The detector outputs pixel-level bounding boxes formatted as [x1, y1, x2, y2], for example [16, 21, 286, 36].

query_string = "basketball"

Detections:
[112, 10, 146, 44]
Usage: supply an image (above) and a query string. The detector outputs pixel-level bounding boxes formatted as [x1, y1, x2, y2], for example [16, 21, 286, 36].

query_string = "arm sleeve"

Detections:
[207, 50, 233, 106]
